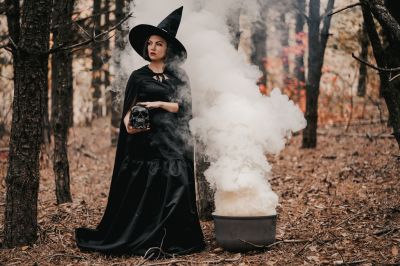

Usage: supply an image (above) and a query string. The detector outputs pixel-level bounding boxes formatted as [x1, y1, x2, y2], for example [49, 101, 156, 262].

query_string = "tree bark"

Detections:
[368, 0, 400, 45]
[294, 0, 306, 90]
[250, 1, 268, 86]
[361, 0, 400, 147]
[51, 0, 74, 204]
[302, 0, 335, 148]
[279, 13, 290, 86]
[195, 141, 214, 221]
[4, 0, 52, 247]
[91, 0, 103, 119]
[4, 0, 20, 44]
[110, 0, 127, 145]
[104, 0, 112, 116]
[357, 22, 369, 97]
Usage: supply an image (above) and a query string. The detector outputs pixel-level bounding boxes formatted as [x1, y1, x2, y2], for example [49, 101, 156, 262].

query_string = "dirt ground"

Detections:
[0, 116, 399, 266]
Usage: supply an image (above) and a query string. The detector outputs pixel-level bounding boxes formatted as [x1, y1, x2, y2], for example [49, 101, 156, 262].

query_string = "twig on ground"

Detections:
[334, 259, 368, 265]
[336, 211, 364, 227]
[47, 253, 87, 261]
[373, 227, 400, 236]
[239, 238, 310, 249]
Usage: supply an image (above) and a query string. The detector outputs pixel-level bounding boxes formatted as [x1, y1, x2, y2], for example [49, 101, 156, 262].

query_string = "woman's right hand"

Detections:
[123, 110, 150, 134]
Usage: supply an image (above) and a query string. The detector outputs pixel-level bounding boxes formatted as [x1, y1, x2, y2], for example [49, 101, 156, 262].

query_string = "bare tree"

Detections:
[51, 0, 75, 204]
[110, 0, 128, 145]
[358, 0, 400, 147]
[357, 22, 369, 97]
[294, 0, 306, 92]
[92, 0, 103, 119]
[278, 12, 290, 85]
[302, 0, 335, 148]
[4, 0, 52, 247]
[104, 0, 112, 117]
[250, 0, 268, 87]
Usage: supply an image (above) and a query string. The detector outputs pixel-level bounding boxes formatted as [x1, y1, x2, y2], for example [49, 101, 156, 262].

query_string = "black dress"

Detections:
[75, 65, 205, 257]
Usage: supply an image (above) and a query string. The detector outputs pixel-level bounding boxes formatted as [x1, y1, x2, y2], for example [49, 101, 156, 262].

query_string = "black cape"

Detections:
[75, 65, 205, 258]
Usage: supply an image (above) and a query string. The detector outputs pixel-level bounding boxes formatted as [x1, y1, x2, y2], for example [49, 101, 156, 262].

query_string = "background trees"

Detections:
[0, 0, 399, 253]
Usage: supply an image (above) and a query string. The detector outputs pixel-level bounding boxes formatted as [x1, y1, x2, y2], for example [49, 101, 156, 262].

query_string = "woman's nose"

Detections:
[150, 44, 156, 50]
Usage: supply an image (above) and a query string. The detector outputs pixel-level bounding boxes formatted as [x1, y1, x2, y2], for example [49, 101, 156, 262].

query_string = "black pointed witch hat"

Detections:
[129, 6, 187, 62]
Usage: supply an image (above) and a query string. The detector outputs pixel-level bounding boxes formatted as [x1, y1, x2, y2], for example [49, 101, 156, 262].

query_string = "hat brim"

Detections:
[129, 24, 187, 62]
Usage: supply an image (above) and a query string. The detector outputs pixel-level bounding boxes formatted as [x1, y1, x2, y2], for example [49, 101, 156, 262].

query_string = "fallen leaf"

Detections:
[392, 245, 398, 257]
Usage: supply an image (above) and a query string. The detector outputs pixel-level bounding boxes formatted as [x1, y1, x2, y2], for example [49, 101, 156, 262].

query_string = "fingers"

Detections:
[136, 102, 158, 109]
[126, 126, 150, 134]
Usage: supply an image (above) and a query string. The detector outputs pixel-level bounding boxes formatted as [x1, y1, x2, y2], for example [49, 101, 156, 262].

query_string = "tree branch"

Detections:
[51, 9, 117, 31]
[352, 53, 400, 72]
[294, 2, 310, 24]
[320, 0, 335, 52]
[49, 12, 132, 54]
[327, 2, 361, 17]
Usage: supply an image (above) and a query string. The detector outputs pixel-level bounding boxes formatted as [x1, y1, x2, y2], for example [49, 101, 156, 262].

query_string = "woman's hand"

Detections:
[136, 101, 162, 109]
[137, 101, 179, 113]
[123, 110, 150, 134]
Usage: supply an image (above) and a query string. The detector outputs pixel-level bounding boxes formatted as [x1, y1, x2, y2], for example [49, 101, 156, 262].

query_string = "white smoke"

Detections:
[122, 0, 306, 216]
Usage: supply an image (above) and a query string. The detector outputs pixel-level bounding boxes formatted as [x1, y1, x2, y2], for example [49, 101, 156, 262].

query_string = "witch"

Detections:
[75, 6, 206, 258]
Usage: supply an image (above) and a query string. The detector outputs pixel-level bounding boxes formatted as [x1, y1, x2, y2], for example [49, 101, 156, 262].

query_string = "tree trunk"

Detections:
[4, 0, 19, 42]
[195, 141, 214, 221]
[357, 22, 369, 97]
[51, 0, 74, 204]
[41, 73, 51, 145]
[91, 0, 103, 119]
[4, 0, 51, 247]
[294, 0, 306, 93]
[104, 0, 112, 116]
[279, 13, 290, 86]
[302, 0, 335, 148]
[227, 7, 241, 50]
[361, 0, 400, 147]
[250, 1, 267, 86]
[110, 0, 127, 145]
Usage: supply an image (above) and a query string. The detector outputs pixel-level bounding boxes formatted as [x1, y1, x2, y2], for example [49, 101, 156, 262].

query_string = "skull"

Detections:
[129, 105, 150, 129]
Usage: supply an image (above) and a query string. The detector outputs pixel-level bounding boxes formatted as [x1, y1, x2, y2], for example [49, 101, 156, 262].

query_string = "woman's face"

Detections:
[147, 35, 167, 62]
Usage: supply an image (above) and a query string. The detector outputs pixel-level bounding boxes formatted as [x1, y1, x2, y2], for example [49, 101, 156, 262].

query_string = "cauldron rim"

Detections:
[212, 214, 277, 220]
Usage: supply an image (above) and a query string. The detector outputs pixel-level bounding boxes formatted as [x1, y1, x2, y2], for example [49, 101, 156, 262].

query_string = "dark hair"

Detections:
[142, 35, 175, 62]
[142, 35, 181, 64]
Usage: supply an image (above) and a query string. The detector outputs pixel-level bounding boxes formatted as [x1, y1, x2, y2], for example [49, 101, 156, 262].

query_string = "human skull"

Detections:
[129, 105, 150, 129]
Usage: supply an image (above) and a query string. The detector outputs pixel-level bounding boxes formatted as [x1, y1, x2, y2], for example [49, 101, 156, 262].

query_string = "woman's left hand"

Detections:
[136, 101, 162, 109]
[137, 101, 179, 113]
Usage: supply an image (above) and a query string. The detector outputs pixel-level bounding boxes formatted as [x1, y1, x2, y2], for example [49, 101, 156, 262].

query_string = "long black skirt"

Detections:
[75, 156, 206, 257]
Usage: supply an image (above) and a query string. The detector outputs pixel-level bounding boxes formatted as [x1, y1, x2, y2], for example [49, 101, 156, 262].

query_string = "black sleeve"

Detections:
[121, 71, 140, 122]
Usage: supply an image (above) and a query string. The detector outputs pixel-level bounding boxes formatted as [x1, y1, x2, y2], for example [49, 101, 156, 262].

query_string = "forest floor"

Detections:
[0, 116, 399, 266]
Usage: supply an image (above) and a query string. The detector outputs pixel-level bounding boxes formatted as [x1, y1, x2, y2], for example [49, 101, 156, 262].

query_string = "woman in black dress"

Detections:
[75, 6, 206, 258]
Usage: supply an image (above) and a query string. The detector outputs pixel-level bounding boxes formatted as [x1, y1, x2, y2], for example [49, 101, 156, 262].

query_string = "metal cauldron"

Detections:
[212, 214, 277, 251]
